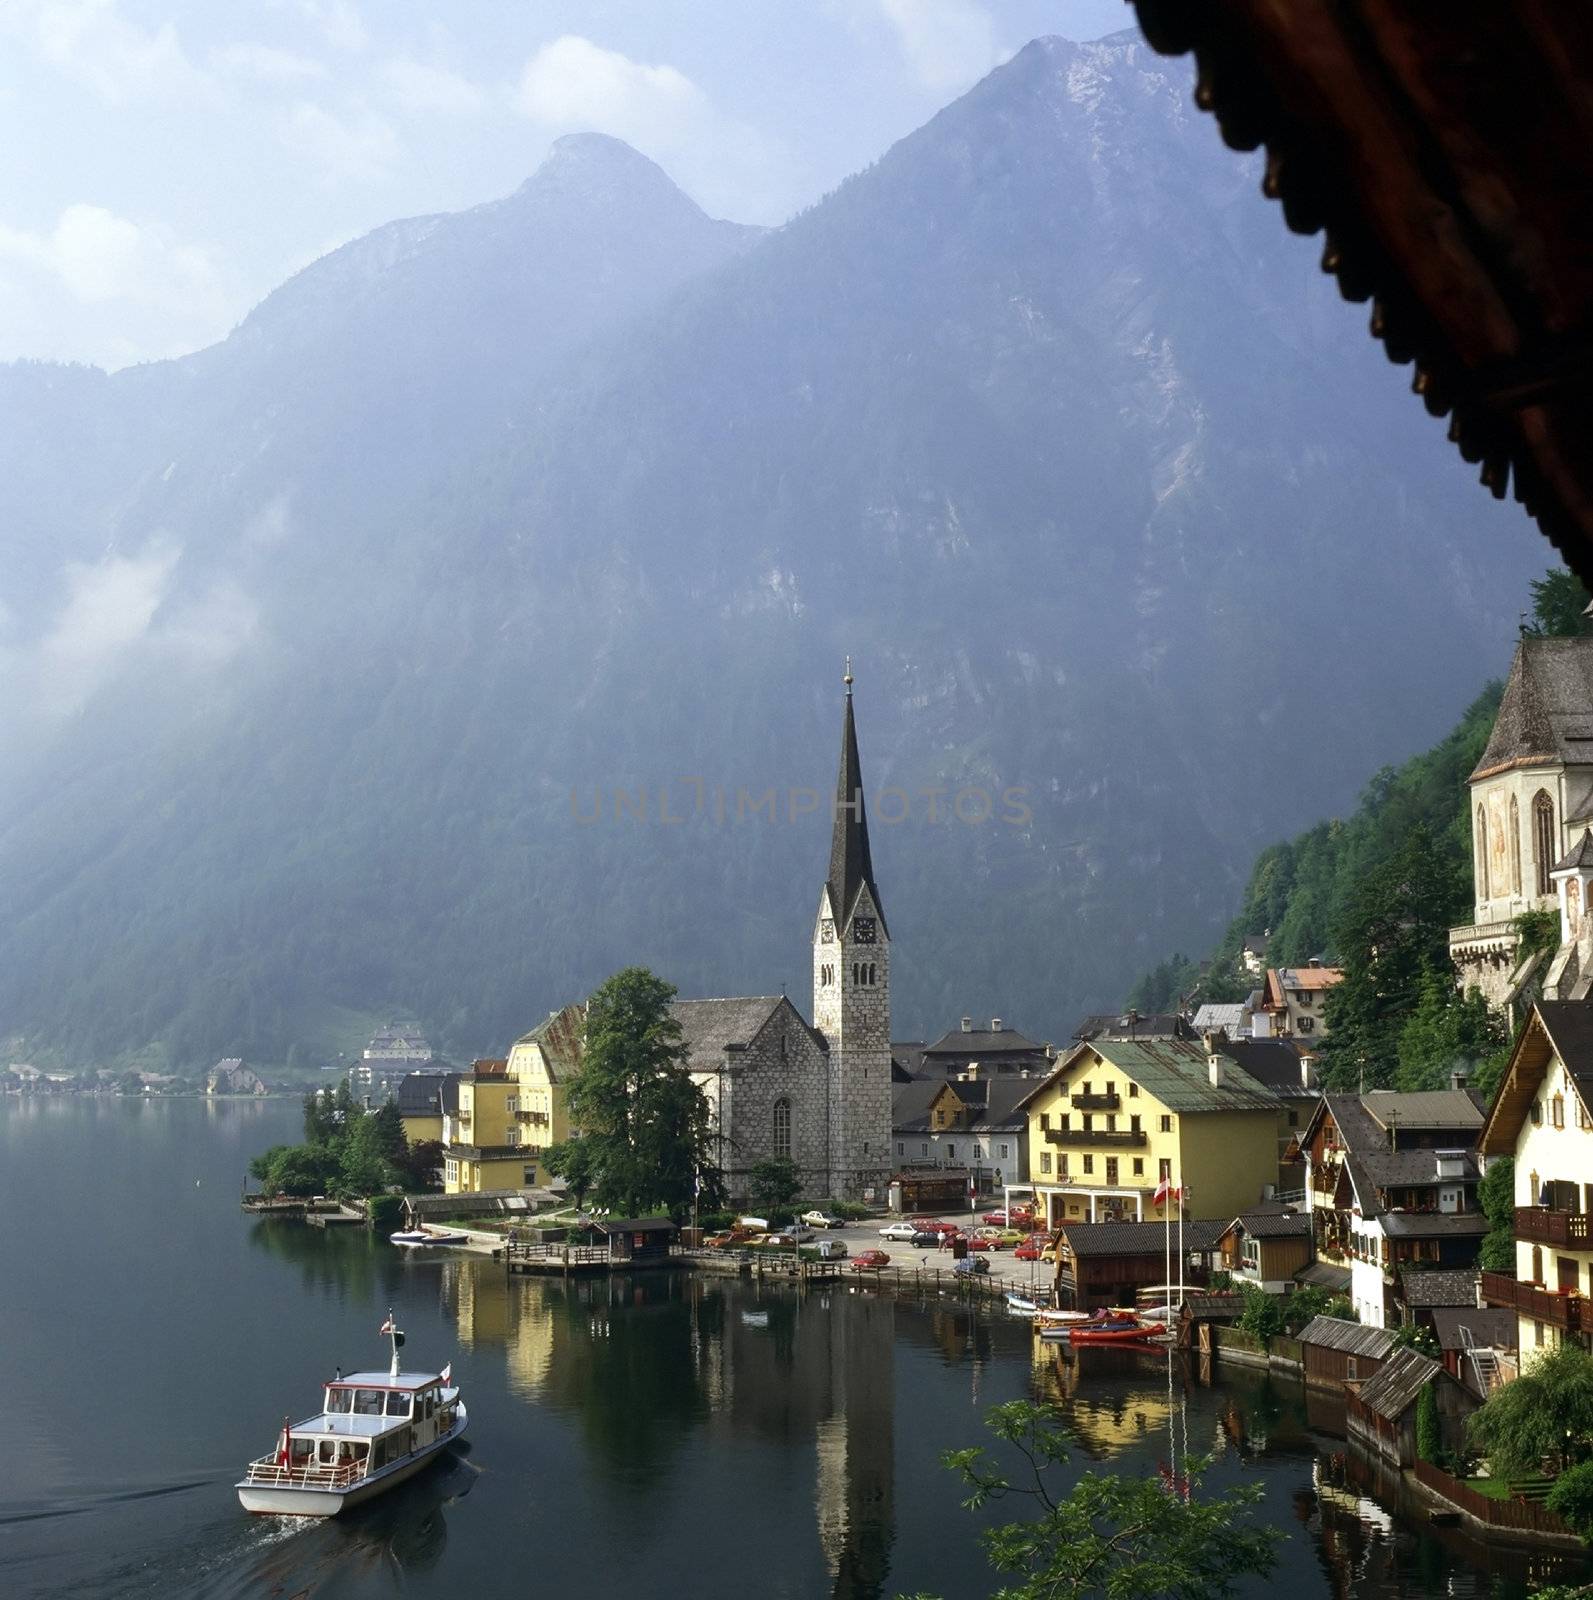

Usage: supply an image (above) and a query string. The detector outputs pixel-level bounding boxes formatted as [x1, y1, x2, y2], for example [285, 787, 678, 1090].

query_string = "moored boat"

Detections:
[1068, 1315, 1166, 1345]
[389, 1229, 471, 1247]
[236, 1314, 466, 1516]
[1005, 1291, 1043, 1316]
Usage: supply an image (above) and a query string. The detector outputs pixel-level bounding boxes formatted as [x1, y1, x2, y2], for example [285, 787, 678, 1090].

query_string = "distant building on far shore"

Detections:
[205, 1058, 266, 1096]
[349, 1021, 435, 1100]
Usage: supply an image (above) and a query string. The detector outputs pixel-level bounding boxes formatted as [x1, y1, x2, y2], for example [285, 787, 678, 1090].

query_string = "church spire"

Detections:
[827, 664, 885, 933]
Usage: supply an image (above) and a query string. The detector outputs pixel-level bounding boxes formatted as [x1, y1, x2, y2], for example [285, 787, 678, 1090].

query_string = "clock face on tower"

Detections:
[853, 917, 877, 945]
[820, 918, 835, 944]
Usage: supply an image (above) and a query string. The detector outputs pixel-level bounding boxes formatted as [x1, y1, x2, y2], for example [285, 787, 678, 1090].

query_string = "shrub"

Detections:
[1546, 1461, 1593, 1543]
[1416, 1381, 1440, 1463]
[1238, 1286, 1285, 1345]
[368, 1194, 404, 1230]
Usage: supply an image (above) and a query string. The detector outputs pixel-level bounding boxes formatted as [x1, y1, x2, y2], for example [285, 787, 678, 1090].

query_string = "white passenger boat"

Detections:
[236, 1314, 466, 1516]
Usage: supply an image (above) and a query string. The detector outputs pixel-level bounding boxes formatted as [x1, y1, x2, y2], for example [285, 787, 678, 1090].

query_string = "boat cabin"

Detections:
[272, 1371, 456, 1486]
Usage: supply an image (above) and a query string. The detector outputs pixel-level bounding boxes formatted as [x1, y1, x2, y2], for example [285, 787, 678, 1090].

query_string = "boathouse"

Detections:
[594, 1218, 678, 1266]
[1296, 1316, 1397, 1390]
[1346, 1349, 1475, 1468]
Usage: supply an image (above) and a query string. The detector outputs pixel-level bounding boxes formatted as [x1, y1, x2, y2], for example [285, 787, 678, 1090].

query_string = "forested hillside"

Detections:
[0, 35, 1545, 1072]
[1130, 571, 1592, 1092]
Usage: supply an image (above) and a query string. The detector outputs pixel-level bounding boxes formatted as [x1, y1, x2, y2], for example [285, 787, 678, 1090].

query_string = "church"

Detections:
[1450, 634, 1593, 1010]
[672, 670, 893, 1202]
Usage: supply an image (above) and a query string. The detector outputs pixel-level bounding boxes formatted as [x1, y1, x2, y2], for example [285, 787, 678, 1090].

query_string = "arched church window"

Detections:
[1476, 805, 1490, 900]
[772, 1098, 791, 1159]
[1510, 794, 1522, 895]
[1535, 790, 1557, 897]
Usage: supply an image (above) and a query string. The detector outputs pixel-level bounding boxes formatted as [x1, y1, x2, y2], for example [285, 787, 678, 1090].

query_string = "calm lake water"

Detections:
[0, 1097, 1584, 1599]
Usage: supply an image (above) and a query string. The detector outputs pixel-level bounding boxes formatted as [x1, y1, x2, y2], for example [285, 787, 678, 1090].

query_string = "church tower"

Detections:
[813, 664, 892, 1199]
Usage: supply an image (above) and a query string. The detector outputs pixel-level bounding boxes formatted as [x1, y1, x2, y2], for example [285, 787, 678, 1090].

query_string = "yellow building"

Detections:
[1018, 1036, 1284, 1228]
[443, 1059, 531, 1193]
[505, 1002, 585, 1153]
[1479, 1000, 1593, 1362]
[395, 1070, 454, 1148]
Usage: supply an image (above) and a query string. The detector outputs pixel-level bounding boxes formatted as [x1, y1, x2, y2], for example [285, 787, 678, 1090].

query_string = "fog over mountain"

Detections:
[0, 33, 1543, 1071]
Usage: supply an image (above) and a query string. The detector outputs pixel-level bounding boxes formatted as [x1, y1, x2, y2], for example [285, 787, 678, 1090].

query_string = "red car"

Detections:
[963, 1234, 994, 1252]
[850, 1249, 891, 1272]
[1014, 1238, 1043, 1261]
[981, 1210, 1009, 1226]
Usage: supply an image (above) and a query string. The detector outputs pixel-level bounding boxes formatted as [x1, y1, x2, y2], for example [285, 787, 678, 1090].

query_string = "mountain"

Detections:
[0, 33, 1546, 1072]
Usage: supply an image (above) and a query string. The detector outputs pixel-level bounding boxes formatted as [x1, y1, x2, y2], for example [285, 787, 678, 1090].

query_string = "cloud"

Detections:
[0, 203, 236, 365]
[289, 0, 367, 53]
[213, 41, 328, 83]
[517, 35, 706, 148]
[33, 540, 181, 718]
[279, 100, 400, 184]
[379, 57, 485, 116]
[878, 0, 1004, 91]
[9, 0, 217, 106]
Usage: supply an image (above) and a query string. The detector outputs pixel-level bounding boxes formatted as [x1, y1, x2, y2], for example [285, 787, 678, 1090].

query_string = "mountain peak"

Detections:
[516, 132, 696, 211]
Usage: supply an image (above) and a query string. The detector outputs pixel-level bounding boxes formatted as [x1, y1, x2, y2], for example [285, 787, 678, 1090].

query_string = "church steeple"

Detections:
[827, 663, 886, 935]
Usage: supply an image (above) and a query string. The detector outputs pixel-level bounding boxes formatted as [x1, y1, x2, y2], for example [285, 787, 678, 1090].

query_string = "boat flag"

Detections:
[440, 1363, 452, 1387]
[379, 1315, 395, 1334]
[276, 1417, 291, 1467]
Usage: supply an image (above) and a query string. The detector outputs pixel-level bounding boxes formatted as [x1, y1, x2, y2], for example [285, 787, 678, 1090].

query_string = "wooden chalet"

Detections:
[1296, 1315, 1396, 1391]
[592, 1218, 678, 1266]
[1346, 1348, 1474, 1469]
[1053, 1218, 1224, 1309]
[1215, 1207, 1312, 1294]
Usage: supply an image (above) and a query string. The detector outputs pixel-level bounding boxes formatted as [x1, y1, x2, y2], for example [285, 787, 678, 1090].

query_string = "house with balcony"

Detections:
[1300, 1089, 1486, 1328]
[504, 1002, 585, 1165]
[442, 1058, 532, 1194]
[1477, 999, 1593, 1361]
[1017, 1034, 1282, 1229]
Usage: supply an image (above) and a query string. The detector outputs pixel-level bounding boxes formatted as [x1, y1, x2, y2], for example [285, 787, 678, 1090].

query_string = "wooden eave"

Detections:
[1131, 1, 1593, 583]
[1479, 1010, 1554, 1156]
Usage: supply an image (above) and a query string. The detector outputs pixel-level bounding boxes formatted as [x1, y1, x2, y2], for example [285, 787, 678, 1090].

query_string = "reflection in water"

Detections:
[443, 1263, 896, 1598]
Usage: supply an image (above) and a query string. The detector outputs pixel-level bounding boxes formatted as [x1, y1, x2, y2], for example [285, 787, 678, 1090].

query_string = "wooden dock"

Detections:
[241, 1195, 349, 1220]
[505, 1241, 620, 1276]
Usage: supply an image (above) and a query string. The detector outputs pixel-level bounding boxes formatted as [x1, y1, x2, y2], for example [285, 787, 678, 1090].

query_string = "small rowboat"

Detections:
[1005, 1292, 1043, 1316]
[390, 1230, 470, 1247]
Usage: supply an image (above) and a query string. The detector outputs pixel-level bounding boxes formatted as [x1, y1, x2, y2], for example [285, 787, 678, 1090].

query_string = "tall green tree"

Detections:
[747, 1157, 802, 1220]
[1469, 1345, 1593, 1477]
[1395, 970, 1508, 1092]
[552, 967, 724, 1223]
[1318, 825, 1462, 1090]
[1527, 568, 1593, 638]
[1477, 1155, 1517, 1272]
[911, 1400, 1279, 1600]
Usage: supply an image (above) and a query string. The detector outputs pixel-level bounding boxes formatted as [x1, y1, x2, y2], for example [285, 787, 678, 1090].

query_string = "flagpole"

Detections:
[1177, 1178, 1186, 1315]
[1162, 1178, 1170, 1319]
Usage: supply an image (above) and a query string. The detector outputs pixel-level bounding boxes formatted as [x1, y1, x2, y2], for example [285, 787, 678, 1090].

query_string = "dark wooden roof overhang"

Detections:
[1129, 1, 1593, 582]
[1478, 1006, 1554, 1156]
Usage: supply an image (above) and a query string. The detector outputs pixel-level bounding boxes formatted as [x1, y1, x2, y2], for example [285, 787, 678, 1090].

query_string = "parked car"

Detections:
[981, 1210, 1010, 1226]
[735, 1215, 770, 1233]
[879, 1221, 919, 1241]
[850, 1249, 891, 1272]
[767, 1226, 815, 1245]
[963, 1234, 994, 1252]
[990, 1228, 1024, 1248]
[1014, 1238, 1042, 1261]
[909, 1231, 942, 1249]
[814, 1237, 848, 1261]
[953, 1256, 990, 1277]
[802, 1210, 843, 1230]
[704, 1231, 736, 1249]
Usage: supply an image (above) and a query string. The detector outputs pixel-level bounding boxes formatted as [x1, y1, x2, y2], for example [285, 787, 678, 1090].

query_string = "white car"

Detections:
[878, 1221, 919, 1241]
[768, 1225, 816, 1245]
[735, 1215, 770, 1233]
[802, 1210, 844, 1230]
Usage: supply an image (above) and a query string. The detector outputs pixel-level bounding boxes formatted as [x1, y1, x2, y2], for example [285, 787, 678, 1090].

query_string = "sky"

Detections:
[0, 0, 1132, 370]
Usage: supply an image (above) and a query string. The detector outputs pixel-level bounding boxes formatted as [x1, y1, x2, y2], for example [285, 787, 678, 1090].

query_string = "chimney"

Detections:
[964, 1063, 979, 1081]
[1450, 1068, 1469, 1092]
[991, 1018, 1003, 1033]
[1205, 1035, 1224, 1087]
[961, 1016, 973, 1033]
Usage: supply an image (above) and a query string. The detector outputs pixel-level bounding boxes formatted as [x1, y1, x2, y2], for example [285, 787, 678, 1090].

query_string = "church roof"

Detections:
[672, 996, 825, 1067]
[1554, 829, 1593, 873]
[1472, 638, 1593, 780]
[827, 684, 887, 936]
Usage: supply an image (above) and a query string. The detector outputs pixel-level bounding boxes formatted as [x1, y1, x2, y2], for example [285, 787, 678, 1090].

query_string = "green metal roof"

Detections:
[1069, 1037, 1282, 1115]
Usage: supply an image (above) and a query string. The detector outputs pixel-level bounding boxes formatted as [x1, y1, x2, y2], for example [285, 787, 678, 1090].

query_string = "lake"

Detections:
[0, 1097, 1580, 1599]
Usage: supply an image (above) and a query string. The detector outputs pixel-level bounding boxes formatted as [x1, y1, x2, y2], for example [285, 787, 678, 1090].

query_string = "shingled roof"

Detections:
[1296, 1316, 1398, 1362]
[1472, 639, 1593, 780]
[1401, 1269, 1481, 1310]
[1036, 1037, 1281, 1116]
[1059, 1218, 1228, 1258]
[1356, 1347, 1444, 1422]
[826, 684, 887, 935]
[672, 996, 824, 1069]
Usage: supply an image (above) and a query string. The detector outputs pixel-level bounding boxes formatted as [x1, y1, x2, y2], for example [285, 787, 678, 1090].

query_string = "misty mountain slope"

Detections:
[0, 33, 1545, 1070]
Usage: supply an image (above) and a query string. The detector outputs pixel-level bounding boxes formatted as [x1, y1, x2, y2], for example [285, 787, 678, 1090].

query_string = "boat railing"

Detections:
[242, 1454, 366, 1489]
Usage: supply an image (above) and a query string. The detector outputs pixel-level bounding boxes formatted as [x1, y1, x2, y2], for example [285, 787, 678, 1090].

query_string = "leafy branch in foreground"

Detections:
[904, 1400, 1280, 1600]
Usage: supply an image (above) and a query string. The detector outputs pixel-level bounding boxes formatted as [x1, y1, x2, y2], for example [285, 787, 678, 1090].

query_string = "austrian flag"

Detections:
[1152, 1178, 1183, 1206]
[379, 1316, 396, 1335]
